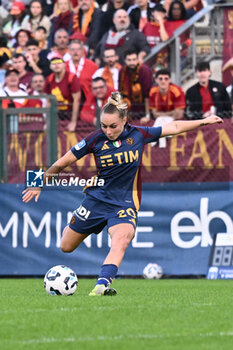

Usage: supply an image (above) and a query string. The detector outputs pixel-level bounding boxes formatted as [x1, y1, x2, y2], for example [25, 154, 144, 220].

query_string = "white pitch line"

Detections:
[1, 331, 233, 345]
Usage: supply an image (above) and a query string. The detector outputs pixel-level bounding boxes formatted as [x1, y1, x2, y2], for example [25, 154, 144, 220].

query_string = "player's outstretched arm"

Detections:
[161, 115, 223, 137]
[22, 150, 77, 203]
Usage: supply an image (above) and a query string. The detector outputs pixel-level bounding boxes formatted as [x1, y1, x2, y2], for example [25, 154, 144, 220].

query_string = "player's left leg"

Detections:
[89, 223, 135, 296]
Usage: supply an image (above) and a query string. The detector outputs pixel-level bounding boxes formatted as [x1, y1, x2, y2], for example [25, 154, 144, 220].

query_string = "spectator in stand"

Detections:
[119, 49, 152, 120]
[80, 77, 114, 128]
[34, 26, 48, 50]
[0, 68, 27, 108]
[51, 0, 78, 18]
[72, 0, 102, 57]
[66, 39, 98, 103]
[127, 0, 155, 32]
[12, 53, 34, 92]
[147, 68, 185, 123]
[3, 2, 29, 47]
[166, 0, 187, 31]
[24, 0, 51, 38]
[166, 1, 190, 69]
[93, 48, 121, 91]
[164, 0, 203, 19]
[23, 73, 47, 122]
[44, 56, 81, 131]
[143, 3, 189, 70]
[25, 39, 52, 77]
[13, 29, 32, 55]
[185, 61, 232, 120]
[142, 3, 171, 69]
[100, 0, 130, 37]
[95, 9, 150, 66]
[48, 29, 71, 62]
[31, 73, 46, 97]
[24, 73, 47, 118]
[143, 4, 170, 48]
[49, 0, 74, 48]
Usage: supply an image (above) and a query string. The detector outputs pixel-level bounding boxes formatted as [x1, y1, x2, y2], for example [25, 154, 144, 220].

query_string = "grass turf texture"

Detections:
[0, 279, 233, 350]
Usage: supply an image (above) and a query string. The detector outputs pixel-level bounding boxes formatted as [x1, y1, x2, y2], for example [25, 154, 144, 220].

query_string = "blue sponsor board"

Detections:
[0, 183, 232, 276]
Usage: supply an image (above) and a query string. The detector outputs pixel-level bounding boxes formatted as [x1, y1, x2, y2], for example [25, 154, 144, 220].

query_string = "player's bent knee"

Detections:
[60, 242, 75, 253]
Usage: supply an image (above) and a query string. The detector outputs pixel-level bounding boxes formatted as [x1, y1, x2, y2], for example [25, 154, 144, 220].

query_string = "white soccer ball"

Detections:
[143, 263, 163, 279]
[44, 265, 78, 295]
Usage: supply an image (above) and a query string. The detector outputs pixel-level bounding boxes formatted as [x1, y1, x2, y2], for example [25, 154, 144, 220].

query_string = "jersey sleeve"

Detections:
[71, 138, 90, 159]
[136, 126, 162, 144]
[71, 130, 100, 159]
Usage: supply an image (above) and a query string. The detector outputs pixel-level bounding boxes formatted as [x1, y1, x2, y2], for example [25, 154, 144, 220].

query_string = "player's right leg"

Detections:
[60, 225, 89, 253]
[89, 222, 136, 296]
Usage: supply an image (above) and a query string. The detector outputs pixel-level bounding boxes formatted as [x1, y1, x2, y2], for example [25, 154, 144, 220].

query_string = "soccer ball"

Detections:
[44, 265, 78, 295]
[143, 263, 163, 279]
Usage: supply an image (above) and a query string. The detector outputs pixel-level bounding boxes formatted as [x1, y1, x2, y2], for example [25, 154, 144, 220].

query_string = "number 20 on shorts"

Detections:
[117, 208, 137, 226]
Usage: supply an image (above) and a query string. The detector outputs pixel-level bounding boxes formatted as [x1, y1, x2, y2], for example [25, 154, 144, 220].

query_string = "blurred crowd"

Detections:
[0, 0, 232, 131]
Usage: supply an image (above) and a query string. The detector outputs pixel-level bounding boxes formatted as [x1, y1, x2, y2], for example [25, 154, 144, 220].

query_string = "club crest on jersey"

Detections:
[101, 141, 109, 150]
[70, 216, 76, 225]
[126, 138, 134, 145]
[113, 140, 121, 148]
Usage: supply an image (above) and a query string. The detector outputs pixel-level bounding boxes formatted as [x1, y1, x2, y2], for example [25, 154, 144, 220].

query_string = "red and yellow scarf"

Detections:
[102, 63, 122, 89]
[73, 2, 95, 36]
[119, 64, 143, 109]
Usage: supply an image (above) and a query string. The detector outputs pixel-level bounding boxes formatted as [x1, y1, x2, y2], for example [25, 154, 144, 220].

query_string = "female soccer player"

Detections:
[22, 92, 223, 296]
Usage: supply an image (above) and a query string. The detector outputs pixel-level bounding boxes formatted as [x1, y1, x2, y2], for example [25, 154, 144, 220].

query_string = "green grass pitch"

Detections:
[0, 278, 233, 350]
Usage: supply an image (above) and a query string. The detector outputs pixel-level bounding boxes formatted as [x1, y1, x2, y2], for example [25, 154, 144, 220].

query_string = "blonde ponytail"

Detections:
[102, 92, 128, 119]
